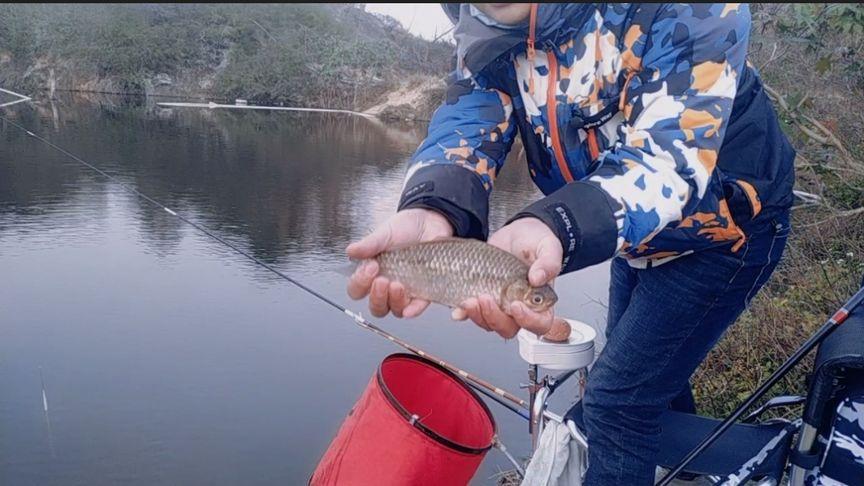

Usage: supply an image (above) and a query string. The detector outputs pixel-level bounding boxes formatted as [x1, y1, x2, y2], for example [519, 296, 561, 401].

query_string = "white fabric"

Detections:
[521, 421, 584, 486]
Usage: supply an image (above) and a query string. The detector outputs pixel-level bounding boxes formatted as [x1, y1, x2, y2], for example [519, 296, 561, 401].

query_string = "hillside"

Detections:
[0, 4, 451, 113]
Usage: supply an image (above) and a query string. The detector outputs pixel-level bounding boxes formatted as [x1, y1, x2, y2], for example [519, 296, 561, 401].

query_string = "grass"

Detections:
[497, 4, 864, 481]
[693, 3, 864, 419]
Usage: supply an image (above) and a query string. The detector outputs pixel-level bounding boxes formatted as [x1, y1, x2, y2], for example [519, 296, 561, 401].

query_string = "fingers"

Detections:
[349, 267, 426, 319]
[345, 210, 453, 320]
[403, 299, 430, 318]
[544, 318, 572, 342]
[388, 281, 410, 318]
[489, 219, 563, 287]
[347, 260, 379, 300]
[528, 235, 564, 287]
[368, 277, 391, 317]
[456, 296, 519, 339]
[346, 208, 453, 261]
[346, 223, 391, 260]
[458, 294, 553, 338]
[510, 301, 554, 335]
[478, 295, 520, 339]
[367, 278, 422, 319]
[463, 298, 490, 331]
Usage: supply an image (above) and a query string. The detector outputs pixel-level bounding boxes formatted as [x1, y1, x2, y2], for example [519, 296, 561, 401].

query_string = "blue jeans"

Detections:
[582, 211, 791, 485]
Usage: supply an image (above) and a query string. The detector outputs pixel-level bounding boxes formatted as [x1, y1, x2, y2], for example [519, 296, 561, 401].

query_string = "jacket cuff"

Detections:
[398, 165, 490, 239]
[508, 181, 619, 274]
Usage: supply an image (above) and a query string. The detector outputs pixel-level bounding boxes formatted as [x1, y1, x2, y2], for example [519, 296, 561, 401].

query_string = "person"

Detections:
[346, 3, 795, 485]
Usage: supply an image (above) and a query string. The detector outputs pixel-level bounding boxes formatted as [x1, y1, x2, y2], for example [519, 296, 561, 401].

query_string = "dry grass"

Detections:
[497, 5, 864, 482]
[693, 219, 864, 417]
[693, 3, 864, 418]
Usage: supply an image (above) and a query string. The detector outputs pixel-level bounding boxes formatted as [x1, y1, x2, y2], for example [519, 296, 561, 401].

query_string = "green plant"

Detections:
[0, 3, 450, 103]
[777, 4, 864, 42]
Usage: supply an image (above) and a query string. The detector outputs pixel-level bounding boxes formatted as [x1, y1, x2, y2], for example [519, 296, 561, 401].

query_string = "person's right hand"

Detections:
[346, 208, 453, 318]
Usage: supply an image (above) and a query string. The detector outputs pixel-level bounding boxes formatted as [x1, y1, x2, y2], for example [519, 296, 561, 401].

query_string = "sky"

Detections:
[365, 3, 455, 42]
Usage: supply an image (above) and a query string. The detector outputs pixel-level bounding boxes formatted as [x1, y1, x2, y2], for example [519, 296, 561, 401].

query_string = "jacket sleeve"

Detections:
[515, 3, 751, 272]
[398, 75, 517, 240]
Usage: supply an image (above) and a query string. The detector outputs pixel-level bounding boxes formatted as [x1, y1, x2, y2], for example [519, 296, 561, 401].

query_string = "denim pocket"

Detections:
[742, 211, 791, 306]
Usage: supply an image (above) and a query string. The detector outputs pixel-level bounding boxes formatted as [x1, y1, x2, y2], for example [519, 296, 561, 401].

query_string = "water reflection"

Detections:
[2, 95, 542, 265]
[0, 94, 607, 485]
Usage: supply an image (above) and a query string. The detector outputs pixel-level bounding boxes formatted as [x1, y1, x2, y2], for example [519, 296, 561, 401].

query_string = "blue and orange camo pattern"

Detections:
[408, 4, 756, 264]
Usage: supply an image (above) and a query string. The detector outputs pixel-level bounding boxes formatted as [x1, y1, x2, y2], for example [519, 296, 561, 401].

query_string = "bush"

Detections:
[776, 4, 864, 39]
[0, 4, 451, 107]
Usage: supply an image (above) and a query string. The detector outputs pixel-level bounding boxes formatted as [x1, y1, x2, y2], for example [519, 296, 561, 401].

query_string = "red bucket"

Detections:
[311, 353, 497, 486]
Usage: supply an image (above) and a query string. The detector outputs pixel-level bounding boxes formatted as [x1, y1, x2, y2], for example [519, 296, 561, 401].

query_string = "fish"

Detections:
[367, 238, 558, 314]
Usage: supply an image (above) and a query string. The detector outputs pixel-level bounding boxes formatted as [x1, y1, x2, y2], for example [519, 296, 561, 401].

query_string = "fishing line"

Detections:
[0, 112, 530, 412]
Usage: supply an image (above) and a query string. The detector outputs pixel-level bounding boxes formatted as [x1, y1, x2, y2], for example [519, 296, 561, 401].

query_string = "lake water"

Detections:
[0, 95, 609, 485]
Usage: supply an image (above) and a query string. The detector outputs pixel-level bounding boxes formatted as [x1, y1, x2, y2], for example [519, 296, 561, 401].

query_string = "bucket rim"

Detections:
[376, 353, 498, 455]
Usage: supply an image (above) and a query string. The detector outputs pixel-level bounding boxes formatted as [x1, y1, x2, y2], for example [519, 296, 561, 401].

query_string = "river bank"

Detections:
[0, 4, 451, 121]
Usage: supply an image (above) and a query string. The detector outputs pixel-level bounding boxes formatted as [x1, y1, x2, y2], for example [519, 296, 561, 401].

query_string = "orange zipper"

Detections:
[587, 128, 600, 161]
[545, 51, 575, 183]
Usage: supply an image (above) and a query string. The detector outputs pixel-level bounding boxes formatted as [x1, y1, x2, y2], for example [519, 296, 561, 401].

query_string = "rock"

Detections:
[363, 76, 446, 122]
[154, 73, 172, 86]
[378, 103, 416, 122]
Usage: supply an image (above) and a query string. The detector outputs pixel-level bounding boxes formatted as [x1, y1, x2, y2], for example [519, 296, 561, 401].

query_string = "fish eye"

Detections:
[532, 295, 544, 305]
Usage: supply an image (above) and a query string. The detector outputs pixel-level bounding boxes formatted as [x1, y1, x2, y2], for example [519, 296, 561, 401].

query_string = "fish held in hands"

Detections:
[367, 238, 558, 313]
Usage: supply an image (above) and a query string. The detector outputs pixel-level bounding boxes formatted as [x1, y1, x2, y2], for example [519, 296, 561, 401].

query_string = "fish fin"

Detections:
[331, 259, 361, 277]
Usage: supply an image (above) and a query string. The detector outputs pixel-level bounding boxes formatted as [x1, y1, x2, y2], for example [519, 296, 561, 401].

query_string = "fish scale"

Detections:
[375, 238, 531, 308]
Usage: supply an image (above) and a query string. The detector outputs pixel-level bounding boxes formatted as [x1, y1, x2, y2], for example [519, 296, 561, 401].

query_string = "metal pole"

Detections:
[531, 384, 549, 451]
[788, 423, 819, 485]
[657, 285, 864, 485]
[547, 369, 577, 393]
[528, 364, 538, 446]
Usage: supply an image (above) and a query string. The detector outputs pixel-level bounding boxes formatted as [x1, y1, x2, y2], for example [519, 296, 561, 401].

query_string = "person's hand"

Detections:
[346, 208, 453, 318]
[453, 217, 562, 339]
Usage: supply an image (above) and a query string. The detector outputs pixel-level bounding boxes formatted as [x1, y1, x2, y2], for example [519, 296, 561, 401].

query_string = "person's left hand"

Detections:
[453, 217, 563, 339]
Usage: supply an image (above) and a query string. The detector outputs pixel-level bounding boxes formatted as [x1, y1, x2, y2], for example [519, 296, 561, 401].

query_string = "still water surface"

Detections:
[0, 95, 609, 485]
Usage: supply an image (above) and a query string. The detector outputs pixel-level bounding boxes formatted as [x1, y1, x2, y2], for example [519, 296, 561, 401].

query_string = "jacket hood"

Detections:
[441, 3, 596, 76]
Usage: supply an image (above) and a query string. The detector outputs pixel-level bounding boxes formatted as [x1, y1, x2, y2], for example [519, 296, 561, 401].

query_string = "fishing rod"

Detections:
[0, 112, 530, 413]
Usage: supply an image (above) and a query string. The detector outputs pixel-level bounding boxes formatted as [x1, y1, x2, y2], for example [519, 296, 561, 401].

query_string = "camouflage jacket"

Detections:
[398, 3, 795, 273]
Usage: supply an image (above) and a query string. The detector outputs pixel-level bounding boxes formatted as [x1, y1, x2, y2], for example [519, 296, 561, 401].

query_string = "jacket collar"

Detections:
[444, 3, 596, 76]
